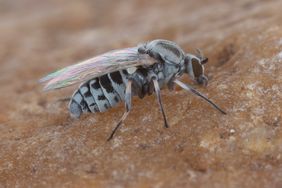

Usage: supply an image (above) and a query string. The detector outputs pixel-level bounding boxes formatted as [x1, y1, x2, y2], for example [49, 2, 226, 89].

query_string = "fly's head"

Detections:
[184, 50, 208, 86]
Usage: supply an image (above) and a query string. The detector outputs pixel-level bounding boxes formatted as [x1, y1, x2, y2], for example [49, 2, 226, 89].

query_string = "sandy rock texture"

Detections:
[0, 0, 282, 187]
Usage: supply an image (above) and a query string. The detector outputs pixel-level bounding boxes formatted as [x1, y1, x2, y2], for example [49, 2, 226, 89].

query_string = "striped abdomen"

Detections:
[69, 70, 128, 118]
[69, 67, 161, 118]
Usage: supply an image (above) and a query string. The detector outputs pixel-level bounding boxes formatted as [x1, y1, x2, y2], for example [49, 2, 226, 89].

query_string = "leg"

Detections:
[152, 77, 169, 128]
[107, 79, 132, 141]
[174, 79, 226, 114]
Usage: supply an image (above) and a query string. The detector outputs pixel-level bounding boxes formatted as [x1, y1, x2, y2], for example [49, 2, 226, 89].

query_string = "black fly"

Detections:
[40, 39, 226, 140]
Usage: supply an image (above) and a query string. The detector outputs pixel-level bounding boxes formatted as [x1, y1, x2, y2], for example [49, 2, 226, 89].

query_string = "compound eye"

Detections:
[191, 58, 203, 78]
[201, 57, 208, 64]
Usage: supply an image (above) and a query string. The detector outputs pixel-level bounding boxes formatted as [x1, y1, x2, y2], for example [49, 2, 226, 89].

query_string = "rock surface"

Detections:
[0, 0, 282, 187]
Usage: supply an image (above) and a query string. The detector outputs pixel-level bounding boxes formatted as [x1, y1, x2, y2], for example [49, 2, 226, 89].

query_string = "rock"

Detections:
[0, 0, 282, 187]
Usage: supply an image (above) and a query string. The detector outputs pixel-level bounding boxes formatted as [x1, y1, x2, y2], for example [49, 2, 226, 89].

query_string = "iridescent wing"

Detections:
[40, 47, 155, 91]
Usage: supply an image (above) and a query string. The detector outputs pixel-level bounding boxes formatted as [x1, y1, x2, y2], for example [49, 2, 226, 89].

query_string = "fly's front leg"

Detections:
[107, 79, 133, 141]
[174, 79, 226, 114]
[149, 72, 169, 128]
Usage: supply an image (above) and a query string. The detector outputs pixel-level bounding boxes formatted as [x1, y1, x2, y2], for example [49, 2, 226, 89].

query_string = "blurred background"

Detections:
[0, 0, 282, 187]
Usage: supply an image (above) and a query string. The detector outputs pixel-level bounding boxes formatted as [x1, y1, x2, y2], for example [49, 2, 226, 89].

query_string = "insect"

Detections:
[40, 39, 226, 140]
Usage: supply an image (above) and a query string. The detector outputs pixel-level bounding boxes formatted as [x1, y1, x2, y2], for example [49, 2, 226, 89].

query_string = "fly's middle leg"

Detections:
[149, 72, 169, 128]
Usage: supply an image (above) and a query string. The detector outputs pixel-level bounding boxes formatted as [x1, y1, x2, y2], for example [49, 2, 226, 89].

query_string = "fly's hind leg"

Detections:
[107, 79, 133, 141]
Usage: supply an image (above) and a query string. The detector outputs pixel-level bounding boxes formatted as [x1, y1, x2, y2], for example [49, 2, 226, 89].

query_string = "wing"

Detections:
[40, 47, 156, 91]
